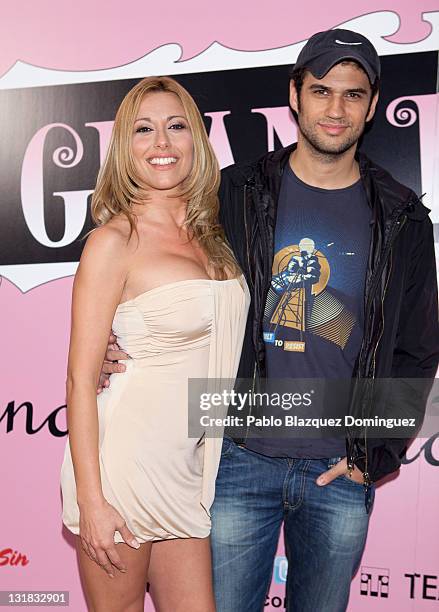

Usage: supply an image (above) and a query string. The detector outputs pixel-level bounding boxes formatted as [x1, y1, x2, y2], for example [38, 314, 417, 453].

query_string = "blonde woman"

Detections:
[60, 76, 249, 612]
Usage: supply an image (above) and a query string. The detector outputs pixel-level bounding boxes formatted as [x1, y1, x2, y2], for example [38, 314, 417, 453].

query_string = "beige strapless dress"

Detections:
[61, 277, 249, 542]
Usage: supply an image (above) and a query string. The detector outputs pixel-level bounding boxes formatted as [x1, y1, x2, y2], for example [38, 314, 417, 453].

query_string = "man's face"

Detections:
[289, 62, 378, 156]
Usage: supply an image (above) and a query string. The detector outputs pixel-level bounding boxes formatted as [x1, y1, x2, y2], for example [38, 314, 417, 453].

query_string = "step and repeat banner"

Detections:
[1, 3, 438, 610]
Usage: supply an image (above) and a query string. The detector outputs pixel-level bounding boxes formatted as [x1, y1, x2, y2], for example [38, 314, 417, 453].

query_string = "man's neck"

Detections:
[290, 140, 360, 190]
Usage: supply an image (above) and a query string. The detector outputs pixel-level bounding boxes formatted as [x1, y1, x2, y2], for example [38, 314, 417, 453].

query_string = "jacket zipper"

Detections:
[242, 361, 258, 445]
[243, 183, 255, 292]
[353, 214, 407, 507]
[363, 215, 406, 484]
[362, 248, 392, 490]
[363, 214, 407, 330]
[242, 181, 256, 445]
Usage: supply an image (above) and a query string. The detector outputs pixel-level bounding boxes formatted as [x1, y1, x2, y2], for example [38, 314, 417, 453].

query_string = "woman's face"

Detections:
[131, 91, 194, 194]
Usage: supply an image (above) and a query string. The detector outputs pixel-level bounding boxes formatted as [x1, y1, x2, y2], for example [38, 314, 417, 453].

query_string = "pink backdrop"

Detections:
[1, 3, 438, 610]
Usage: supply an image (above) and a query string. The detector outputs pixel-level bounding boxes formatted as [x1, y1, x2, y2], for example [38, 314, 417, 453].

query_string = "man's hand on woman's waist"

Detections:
[97, 332, 130, 394]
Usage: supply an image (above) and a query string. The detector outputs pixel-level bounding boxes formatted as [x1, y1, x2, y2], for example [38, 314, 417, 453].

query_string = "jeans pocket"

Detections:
[341, 473, 366, 487]
[327, 456, 342, 469]
[221, 435, 235, 457]
[326, 457, 365, 487]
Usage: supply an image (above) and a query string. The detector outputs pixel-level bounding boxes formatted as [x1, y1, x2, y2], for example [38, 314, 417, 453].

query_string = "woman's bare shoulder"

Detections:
[78, 219, 135, 275]
[83, 217, 133, 255]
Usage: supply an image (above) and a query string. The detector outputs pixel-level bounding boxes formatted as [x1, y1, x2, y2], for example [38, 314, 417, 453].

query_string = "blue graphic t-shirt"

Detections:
[247, 164, 371, 458]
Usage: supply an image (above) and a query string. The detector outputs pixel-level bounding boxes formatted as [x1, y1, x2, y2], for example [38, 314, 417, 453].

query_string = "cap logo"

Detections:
[335, 39, 362, 45]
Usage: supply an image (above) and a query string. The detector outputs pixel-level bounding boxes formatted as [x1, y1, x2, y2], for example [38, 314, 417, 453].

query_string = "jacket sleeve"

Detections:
[391, 216, 439, 379]
[218, 167, 249, 275]
[358, 216, 439, 482]
[218, 168, 235, 247]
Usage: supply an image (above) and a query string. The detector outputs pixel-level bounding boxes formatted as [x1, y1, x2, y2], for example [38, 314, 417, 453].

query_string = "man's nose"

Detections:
[326, 94, 345, 119]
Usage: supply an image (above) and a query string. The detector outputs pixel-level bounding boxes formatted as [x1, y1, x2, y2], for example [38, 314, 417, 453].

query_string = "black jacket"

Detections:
[219, 143, 439, 489]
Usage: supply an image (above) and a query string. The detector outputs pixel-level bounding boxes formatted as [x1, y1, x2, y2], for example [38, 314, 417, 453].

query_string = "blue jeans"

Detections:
[210, 437, 374, 612]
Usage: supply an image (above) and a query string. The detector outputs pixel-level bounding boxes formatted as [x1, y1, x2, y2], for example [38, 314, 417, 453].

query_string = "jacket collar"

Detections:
[253, 143, 429, 222]
[254, 143, 296, 185]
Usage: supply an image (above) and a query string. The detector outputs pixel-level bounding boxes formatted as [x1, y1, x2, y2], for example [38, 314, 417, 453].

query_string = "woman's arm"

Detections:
[66, 225, 139, 575]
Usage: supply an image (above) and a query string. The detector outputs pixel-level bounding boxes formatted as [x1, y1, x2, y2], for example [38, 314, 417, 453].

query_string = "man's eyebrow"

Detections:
[308, 84, 369, 95]
[134, 115, 187, 123]
[308, 84, 331, 90]
[344, 87, 369, 95]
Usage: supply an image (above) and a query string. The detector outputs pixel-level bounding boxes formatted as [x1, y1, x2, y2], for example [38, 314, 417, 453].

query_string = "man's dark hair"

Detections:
[290, 61, 380, 101]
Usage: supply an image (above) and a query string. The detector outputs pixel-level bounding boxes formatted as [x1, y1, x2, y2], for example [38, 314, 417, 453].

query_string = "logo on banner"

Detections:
[360, 566, 390, 598]
[0, 67, 437, 291]
[265, 594, 286, 608]
[0, 401, 67, 437]
[405, 573, 439, 600]
[273, 556, 288, 584]
[0, 548, 30, 567]
[401, 431, 439, 467]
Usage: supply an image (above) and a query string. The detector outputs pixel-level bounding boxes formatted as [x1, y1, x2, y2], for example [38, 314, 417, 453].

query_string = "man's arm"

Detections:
[218, 166, 237, 247]
[391, 216, 439, 379]
[218, 164, 251, 273]
[358, 215, 439, 481]
[321, 215, 439, 486]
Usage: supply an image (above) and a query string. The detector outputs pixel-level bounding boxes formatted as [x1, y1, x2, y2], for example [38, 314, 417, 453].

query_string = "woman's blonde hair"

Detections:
[91, 76, 239, 279]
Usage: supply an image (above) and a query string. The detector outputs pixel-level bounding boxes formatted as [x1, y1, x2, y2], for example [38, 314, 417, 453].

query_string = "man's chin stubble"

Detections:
[301, 130, 359, 162]
[297, 119, 363, 162]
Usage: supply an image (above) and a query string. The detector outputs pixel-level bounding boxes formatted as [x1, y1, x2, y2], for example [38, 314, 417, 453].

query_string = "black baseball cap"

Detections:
[292, 29, 380, 84]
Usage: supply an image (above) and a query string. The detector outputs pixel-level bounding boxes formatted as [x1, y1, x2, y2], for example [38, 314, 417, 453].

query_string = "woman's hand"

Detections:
[79, 499, 140, 577]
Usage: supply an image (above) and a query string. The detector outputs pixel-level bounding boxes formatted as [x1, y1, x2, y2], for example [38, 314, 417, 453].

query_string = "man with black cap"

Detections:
[100, 28, 438, 612]
[209, 28, 438, 611]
